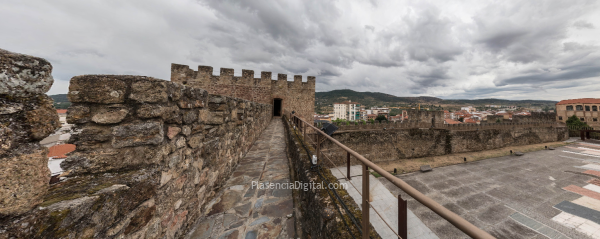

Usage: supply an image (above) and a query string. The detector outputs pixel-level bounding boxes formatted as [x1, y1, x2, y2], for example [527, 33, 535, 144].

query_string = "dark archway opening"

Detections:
[273, 98, 282, 116]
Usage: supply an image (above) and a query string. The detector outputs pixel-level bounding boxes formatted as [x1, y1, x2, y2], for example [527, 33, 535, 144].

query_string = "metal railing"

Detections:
[568, 125, 600, 140]
[290, 113, 496, 239]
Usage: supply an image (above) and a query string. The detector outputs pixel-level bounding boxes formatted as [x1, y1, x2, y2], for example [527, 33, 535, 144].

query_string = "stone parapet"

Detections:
[0, 49, 60, 216]
[0, 73, 272, 238]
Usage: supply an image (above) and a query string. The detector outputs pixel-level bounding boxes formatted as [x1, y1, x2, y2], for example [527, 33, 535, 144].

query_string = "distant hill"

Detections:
[49, 94, 71, 109]
[315, 89, 557, 113]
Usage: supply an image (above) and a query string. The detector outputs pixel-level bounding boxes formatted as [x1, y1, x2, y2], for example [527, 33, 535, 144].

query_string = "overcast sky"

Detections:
[2, 0, 600, 100]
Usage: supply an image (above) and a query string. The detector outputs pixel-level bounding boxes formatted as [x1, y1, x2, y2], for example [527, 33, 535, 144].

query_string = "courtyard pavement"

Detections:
[187, 119, 295, 239]
[379, 139, 600, 239]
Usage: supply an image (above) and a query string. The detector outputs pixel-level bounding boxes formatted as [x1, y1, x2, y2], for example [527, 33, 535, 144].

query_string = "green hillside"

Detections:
[315, 90, 557, 114]
[49, 94, 71, 109]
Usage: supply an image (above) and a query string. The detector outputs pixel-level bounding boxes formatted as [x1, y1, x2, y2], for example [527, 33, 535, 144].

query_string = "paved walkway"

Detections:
[331, 165, 439, 239]
[187, 119, 295, 239]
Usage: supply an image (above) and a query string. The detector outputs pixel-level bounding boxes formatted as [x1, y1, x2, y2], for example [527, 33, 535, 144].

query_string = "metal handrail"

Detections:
[292, 114, 496, 239]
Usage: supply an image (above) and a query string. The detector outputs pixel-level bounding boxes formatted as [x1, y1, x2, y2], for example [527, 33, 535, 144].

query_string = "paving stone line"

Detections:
[510, 212, 570, 239]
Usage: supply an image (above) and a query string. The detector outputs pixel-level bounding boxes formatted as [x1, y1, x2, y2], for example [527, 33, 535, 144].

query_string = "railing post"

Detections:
[316, 134, 321, 160]
[399, 195, 407, 239]
[347, 152, 351, 181]
[362, 163, 370, 239]
[303, 121, 306, 140]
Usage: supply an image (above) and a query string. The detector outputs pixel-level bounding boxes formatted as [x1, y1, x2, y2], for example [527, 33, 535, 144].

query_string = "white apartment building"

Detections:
[333, 100, 361, 121]
[461, 106, 475, 113]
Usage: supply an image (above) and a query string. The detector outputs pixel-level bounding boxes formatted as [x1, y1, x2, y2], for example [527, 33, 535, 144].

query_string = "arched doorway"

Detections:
[273, 98, 282, 116]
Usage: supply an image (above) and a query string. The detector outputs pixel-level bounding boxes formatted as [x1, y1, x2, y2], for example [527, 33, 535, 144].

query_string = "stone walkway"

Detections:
[187, 119, 295, 239]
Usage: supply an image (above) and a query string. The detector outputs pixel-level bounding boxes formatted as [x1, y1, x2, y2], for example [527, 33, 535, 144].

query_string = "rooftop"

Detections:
[47, 144, 76, 159]
[556, 98, 600, 105]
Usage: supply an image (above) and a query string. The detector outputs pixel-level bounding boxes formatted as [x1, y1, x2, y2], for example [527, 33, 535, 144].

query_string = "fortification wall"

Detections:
[0, 69, 272, 237]
[406, 110, 444, 125]
[328, 121, 562, 131]
[171, 64, 315, 122]
[322, 126, 568, 163]
[0, 49, 60, 216]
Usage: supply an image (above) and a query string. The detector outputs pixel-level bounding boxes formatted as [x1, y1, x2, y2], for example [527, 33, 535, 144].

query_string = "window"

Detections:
[594, 118, 598, 122]
[594, 106, 598, 111]
[577, 105, 584, 111]
[559, 116, 563, 120]
[586, 106, 591, 111]
[581, 118, 585, 121]
[567, 105, 574, 111]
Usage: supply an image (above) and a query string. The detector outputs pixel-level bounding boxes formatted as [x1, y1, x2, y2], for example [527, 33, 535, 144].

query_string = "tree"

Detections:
[495, 118, 501, 123]
[375, 115, 387, 122]
[368, 119, 375, 124]
[566, 115, 588, 128]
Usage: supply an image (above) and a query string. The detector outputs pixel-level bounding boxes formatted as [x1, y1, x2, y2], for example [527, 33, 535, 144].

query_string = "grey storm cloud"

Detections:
[0, 0, 599, 100]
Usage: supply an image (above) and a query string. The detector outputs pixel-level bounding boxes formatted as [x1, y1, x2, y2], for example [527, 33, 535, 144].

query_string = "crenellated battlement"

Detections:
[171, 63, 315, 121]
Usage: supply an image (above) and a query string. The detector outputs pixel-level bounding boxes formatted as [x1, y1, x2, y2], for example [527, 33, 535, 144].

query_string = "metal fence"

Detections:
[290, 113, 495, 239]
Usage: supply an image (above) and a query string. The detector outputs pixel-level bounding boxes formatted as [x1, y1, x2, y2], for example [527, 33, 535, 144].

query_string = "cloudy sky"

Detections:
[2, 0, 600, 100]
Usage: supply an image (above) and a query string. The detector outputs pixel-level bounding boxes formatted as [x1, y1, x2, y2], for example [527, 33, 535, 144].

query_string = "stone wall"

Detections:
[329, 121, 561, 132]
[0, 49, 60, 216]
[407, 110, 444, 125]
[513, 112, 556, 123]
[0, 72, 272, 238]
[171, 64, 315, 122]
[283, 117, 380, 239]
[321, 126, 569, 164]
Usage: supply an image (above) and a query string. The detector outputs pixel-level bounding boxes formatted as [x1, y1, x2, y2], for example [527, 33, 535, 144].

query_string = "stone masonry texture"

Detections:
[323, 125, 569, 164]
[0, 71, 272, 238]
[0, 48, 60, 216]
[170, 64, 315, 123]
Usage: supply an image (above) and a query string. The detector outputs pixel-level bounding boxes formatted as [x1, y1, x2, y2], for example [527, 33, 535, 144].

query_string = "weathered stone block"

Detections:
[68, 75, 128, 103]
[67, 105, 91, 124]
[91, 105, 129, 124]
[0, 49, 54, 98]
[167, 127, 181, 140]
[0, 126, 13, 157]
[199, 110, 224, 125]
[137, 104, 181, 124]
[25, 95, 60, 140]
[188, 134, 204, 149]
[183, 110, 198, 124]
[0, 149, 49, 215]
[69, 125, 113, 149]
[130, 79, 168, 103]
[0, 101, 24, 115]
[61, 145, 167, 174]
[112, 120, 164, 148]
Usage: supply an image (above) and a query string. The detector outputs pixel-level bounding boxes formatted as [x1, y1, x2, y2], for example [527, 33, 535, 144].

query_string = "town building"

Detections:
[461, 106, 475, 113]
[314, 114, 332, 123]
[556, 98, 600, 129]
[333, 100, 361, 121]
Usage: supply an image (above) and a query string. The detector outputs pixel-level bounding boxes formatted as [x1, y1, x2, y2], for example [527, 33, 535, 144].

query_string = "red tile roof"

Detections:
[56, 109, 68, 114]
[557, 98, 600, 105]
[47, 144, 76, 159]
[464, 118, 479, 124]
[445, 119, 461, 124]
